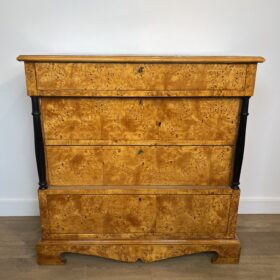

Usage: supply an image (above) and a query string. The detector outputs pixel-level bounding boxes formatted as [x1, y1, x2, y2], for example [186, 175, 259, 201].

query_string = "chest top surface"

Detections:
[17, 55, 264, 63]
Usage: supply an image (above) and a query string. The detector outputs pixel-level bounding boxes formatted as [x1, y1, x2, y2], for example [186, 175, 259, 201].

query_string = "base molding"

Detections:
[37, 236, 241, 265]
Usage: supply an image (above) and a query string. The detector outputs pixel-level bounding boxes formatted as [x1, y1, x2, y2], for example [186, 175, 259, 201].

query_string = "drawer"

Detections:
[35, 63, 247, 91]
[41, 97, 241, 145]
[156, 194, 231, 234]
[46, 145, 234, 186]
[47, 194, 156, 234]
[45, 193, 231, 237]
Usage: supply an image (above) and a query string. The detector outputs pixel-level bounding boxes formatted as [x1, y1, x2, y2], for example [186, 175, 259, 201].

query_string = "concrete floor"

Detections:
[0, 215, 279, 280]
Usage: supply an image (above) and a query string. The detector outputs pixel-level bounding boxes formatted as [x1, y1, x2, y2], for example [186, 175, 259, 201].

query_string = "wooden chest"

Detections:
[17, 55, 264, 264]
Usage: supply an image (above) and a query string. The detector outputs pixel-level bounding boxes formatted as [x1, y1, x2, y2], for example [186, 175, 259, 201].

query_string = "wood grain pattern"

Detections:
[44, 194, 230, 237]
[17, 55, 265, 63]
[35, 63, 247, 92]
[38, 186, 235, 240]
[36, 238, 241, 264]
[245, 64, 257, 96]
[226, 189, 240, 238]
[24, 63, 37, 96]
[18, 55, 263, 265]
[46, 185, 233, 195]
[45, 145, 234, 186]
[47, 194, 156, 234]
[38, 190, 48, 239]
[3, 216, 280, 275]
[156, 194, 230, 235]
[41, 97, 241, 145]
[35, 89, 253, 97]
[209, 146, 235, 185]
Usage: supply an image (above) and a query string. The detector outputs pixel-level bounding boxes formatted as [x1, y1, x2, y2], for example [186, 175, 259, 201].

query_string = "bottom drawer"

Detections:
[40, 190, 234, 239]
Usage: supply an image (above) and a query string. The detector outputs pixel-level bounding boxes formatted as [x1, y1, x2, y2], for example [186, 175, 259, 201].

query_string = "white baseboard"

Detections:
[0, 199, 39, 216]
[239, 197, 280, 214]
[0, 197, 280, 216]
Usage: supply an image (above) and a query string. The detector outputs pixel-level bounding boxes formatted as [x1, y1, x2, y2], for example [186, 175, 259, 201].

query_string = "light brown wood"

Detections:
[244, 64, 258, 96]
[17, 55, 265, 63]
[43, 194, 230, 237]
[156, 194, 231, 235]
[48, 194, 157, 234]
[227, 189, 241, 237]
[3, 215, 280, 278]
[38, 189, 48, 240]
[24, 63, 37, 96]
[35, 89, 254, 97]
[41, 97, 241, 145]
[22, 61, 260, 97]
[35, 63, 247, 92]
[45, 145, 234, 186]
[38, 186, 238, 241]
[18, 55, 263, 265]
[37, 237, 241, 265]
[45, 185, 233, 194]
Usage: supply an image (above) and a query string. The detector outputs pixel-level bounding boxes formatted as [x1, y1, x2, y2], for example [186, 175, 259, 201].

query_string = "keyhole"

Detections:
[137, 66, 144, 73]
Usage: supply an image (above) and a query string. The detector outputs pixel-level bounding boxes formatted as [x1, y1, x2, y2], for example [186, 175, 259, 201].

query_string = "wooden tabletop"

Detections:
[17, 55, 265, 63]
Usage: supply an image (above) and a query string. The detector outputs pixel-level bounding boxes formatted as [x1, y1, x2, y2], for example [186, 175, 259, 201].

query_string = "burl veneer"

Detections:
[18, 55, 264, 265]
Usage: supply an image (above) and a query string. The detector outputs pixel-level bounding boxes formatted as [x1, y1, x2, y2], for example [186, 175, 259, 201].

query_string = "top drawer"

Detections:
[23, 62, 257, 96]
[35, 63, 246, 91]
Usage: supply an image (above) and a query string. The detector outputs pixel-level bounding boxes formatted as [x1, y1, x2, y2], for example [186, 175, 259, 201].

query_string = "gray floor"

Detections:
[0, 215, 279, 280]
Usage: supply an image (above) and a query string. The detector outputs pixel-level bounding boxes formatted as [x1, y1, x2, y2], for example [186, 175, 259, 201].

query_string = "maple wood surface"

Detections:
[23, 61, 258, 97]
[18, 55, 263, 264]
[41, 97, 241, 145]
[17, 55, 265, 63]
[45, 145, 234, 186]
[3, 215, 280, 278]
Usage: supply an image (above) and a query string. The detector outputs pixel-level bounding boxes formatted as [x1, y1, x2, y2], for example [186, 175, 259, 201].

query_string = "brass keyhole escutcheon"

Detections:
[156, 121, 162, 127]
[137, 66, 144, 74]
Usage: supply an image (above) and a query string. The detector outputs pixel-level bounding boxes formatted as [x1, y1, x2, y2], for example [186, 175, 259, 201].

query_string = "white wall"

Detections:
[0, 0, 279, 215]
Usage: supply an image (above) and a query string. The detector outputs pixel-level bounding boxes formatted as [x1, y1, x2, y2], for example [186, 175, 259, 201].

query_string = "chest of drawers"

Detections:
[18, 55, 264, 264]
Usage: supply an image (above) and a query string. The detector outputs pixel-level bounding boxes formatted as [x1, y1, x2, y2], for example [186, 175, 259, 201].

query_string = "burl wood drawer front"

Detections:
[156, 194, 230, 234]
[46, 146, 233, 186]
[35, 63, 246, 91]
[46, 194, 230, 237]
[47, 194, 156, 234]
[41, 97, 241, 145]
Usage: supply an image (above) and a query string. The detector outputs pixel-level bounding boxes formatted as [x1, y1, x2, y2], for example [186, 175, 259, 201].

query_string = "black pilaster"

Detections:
[31, 97, 48, 190]
[231, 97, 250, 190]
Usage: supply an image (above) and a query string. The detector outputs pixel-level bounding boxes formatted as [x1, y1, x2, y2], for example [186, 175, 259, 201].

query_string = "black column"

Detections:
[31, 97, 48, 190]
[231, 97, 250, 190]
